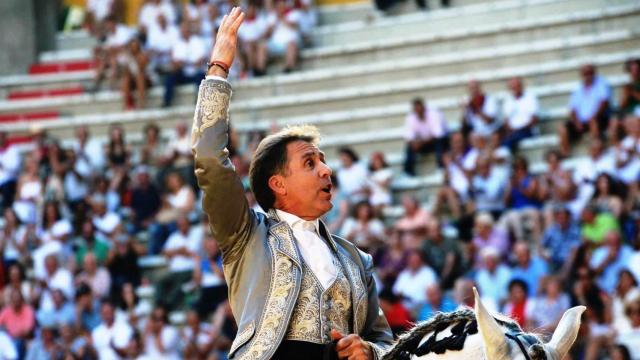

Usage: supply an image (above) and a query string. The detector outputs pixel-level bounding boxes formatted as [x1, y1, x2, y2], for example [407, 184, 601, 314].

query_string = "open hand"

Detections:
[208, 7, 245, 77]
[331, 329, 373, 360]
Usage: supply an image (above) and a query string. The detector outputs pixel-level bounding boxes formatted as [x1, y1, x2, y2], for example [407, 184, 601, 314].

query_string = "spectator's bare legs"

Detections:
[434, 185, 462, 219]
[255, 42, 268, 76]
[135, 69, 147, 109]
[121, 69, 134, 109]
[558, 123, 571, 157]
[284, 41, 298, 71]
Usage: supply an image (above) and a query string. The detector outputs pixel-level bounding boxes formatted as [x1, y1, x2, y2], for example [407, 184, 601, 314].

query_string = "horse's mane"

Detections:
[383, 309, 547, 360]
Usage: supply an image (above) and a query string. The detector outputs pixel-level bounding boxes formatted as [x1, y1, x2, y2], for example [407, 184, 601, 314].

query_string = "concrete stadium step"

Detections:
[233, 30, 639, 100]
[56, 30, 96, 51]
[311, 0, 634, 46]
[302, 2, 640, 68]
[318, 1, 375, 25]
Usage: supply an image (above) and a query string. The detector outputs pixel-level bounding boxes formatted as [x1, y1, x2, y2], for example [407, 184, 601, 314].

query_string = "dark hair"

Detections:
[412, 97, 424, 107]
[508, 278, 529, 296]
[352, 200, 374, 220]
[144, 122, 160, 136]
[613, 344, 632, 360]
[368, 152, 389, 172]
[249, 126, 319, 211]
[338, 147, 359, 163]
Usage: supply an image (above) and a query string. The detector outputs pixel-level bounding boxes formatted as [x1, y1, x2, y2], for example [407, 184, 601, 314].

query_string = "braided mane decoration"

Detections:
[382, 288, 586, 360]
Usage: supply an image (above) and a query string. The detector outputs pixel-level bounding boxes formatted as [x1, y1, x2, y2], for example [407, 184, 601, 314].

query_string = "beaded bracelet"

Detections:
[207, 60, 230, 74]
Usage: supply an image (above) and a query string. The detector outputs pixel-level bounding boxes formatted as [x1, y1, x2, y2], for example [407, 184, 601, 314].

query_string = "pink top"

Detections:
[0, 305, 35, 338]
[404, 107, 447, 141]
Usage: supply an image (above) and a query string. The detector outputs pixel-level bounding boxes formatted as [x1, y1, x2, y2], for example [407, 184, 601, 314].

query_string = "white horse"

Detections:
[383, 288, 585, 360]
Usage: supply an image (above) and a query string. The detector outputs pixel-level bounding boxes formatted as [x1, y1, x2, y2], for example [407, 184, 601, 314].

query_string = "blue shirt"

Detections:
[416, 296, 458, 321]
[542, 222, 582, 267]
[36, 302, 75, 327]
[590, 244, 634, 293]
[510, 256, 549, 296]
[569, 75, 611, 123]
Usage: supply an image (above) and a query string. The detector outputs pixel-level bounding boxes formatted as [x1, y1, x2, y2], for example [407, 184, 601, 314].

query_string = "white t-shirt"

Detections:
[238, 16, 268, 43]
[569, 76, 611, 123]
[39, 268, 74, 312]
[143, 326, 181, 360]
[339, 218, 385, 249]
[267, 12, 301, 45]
[167, 186, 193, 209]
[368, 168, 393, 206]
[393, 266, 438, 306]
[0, 145, 20, 185]
[337, 162, 369, 203]
[171, 35, 207, 76]
[87, 0, 114, 22]
[404, 107, 447, 141]
[105, 24, 134, 48]
[291, 8, 317, 36]
[464, 95, 500, 137]
[164, 230, 199, 272]
[147, 23, 179, 53]
[138, 1, 176, 31]
[0, 331, 17, 360]
[92, 320, 134, 360]
[503, 91, 538, 130]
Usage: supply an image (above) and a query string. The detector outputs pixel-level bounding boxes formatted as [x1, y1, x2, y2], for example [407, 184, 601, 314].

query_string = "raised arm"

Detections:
[192, 8, 250, 263]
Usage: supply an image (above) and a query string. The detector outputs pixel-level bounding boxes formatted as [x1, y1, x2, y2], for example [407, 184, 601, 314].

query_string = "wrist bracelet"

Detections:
[207, 60, 230, 74]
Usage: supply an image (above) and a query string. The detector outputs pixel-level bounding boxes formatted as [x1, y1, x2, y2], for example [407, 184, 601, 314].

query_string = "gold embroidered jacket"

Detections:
[191, 78, 394, 360]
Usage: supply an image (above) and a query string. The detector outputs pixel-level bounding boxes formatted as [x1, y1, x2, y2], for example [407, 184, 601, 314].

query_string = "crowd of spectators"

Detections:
[87, 0, 317, 110]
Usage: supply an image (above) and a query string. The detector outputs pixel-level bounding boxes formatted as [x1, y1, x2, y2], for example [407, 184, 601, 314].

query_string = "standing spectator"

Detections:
[339, 201, 385, 252]
[256, 0, 301, 74]
[421, 219, 463, 289]
[91, 300, 133, 360]
[392, 250, 438, 309]
[541, 206, 582, 271]
[501, 77, 538, 151]
[155, 215, 199, 311]
[461, 80, 500, 139]
[0, 288, 35, 358]
[163, 22, 207, 107]
[120, 38, 151, 109]
[590, 231, 634, 294]
[415, 283, 457, 321]
[12, 155, 42, 225]
[526, 276, 571, 333]
[336, 147, 368, 204]
[395, 195, 432, 250]
[0, 131, 20, 211]
[502, 279, 529, 328]
[193, 236, 228, 318]
[509, 241, 549, 296]
[403, 97, 448, 175]
[559, 64, 612, 157]
[474, 246, 512, 311]
[367, 152, 393, 213]
[142, 306, 181, 359]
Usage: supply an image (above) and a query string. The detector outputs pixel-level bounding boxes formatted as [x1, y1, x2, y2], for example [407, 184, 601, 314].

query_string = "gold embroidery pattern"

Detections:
[285, 257, 352, 343]
[196, 81, 231, 134]
[339, 252, 368, 334]
[237, 247, 297, 360]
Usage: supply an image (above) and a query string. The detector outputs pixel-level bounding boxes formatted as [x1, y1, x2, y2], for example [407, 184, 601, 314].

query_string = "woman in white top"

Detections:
[0, 208, 27, 268]
[12, 155, 42, 225]
[339, 201, 386, 253]
[612, 270, 640, 332]
[368, 152, 393, 215]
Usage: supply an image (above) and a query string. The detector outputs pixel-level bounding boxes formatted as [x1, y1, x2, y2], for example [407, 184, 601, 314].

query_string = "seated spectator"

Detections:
[618, 58, 640, 119]
[91, 300, 133, 360]
[474, 246, 512, 311]
[395, 195, 432, 250]
[0, 131, 21, 211]
[36, 288, 75, 327]
[392, 250, 438, 310]
[74, 220, 110, 267]
[193, 236, 228, 318]
[613, 115, 640, 186]
[150, 172, 195, 254]
[73, 125, 105, 175]
[181, 310, 215, 358]
[502, 279, 529, 328]
[106, 234, 143, 296]
[90, 194, 121, 240]
[403, 97, 448, 175]
[84, 0, 116, 36]
[73, 284, 101, 333]
[509, 241, 549, 296]
[453, 278, 476, 309]
[238, 3, 268, 77]
[138, 123, 165, 170]
[501, 77, 538, 151]
[541, 206, 582, 271]
[590, 231, 634, 294]
[461, 80, 500, 139]
[471, 212, 509, 266]
[75, 253, 111, 299]
[526, 276, 570, 334]
[146, 14, 179, 74]
[592, 173, 625, 218]
[155, 215, 199, 311]
[470, 156, 508, 218]
[121, 38, 152, 109]
[37, 254, 74, 312]
[163, 22, 207, 107]
[559, 64, 611, 156]
[501, 156, 543, 244]
[93, 16, 135, 90]
[378, 289, 413, 337]
[367, 152, 393, 213]
[336, 147, 369, 204]
[25, 320, 60, 360]
[434, 132, 470, 220]
[376, 229, 409, 288]
[612, 269, 640, 332]
[617, 296, 640, 359]
[339, 201, 385, 252]
[105, 124, 131, 174]
[462, 133, 492, 174]
[138, 0, 176, 34]
[539, 150, 577, 226]
[58, 321, 91, 359]
[12, 155, 42, 225]
[415, 283, 457, 321]
[1, 208, 28, 271]
[292, 0, 317, 46]
[165, 121, 194, 188]
[0, 288, 35, 357]
[256, 0, 301, 74]
[130, 166, 161, 232]
[421, 218, 463, 289]
[581, 206, 620, 245]
[142, 306, 181, 359]
[2, 265, 31, 308]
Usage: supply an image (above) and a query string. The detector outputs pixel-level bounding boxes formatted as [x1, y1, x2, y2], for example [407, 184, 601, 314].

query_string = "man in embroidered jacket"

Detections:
[192, 8, 394, 360]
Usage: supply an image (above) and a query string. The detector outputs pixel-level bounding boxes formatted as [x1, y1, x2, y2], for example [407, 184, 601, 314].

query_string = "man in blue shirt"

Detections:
[509, 241, 549, 296]
[590, 230, 634, 293]
[541, 206, 582, 270]
[559, 64, 611, 156]
[416, 284, 457, 321]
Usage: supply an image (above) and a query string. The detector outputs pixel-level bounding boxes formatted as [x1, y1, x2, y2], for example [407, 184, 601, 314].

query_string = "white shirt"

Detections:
[143, 326, 181, 360]
[337, 162, 369, 203]
[238, 16, 268, 43]
[503, 91, 538, 130]
[74, 138, 105, 172]
[464, 95, 500, 137]
[404, 107, 447, 141]
[569, 76, 611, 123]
[87, 0, 114, 22]
[368, 168, 393, 206]
[92, 320, 133, 360]
[393, 266, 438, 305]
[267, 12, 301, 45]
[138, 1, 176, 31]
[0, 144, 20, 185]
[163, 230, 200, 272]
[171, 35, 206, 76]
[0, 330, 17, 360]
[147, 23, 179, 53]
[276, 210, 336, 290]
[39, 268, 74, 312]
[105, 24, 134, 48]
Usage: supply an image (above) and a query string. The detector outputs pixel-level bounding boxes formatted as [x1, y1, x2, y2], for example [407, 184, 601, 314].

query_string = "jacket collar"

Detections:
[267, 208, 338, 253]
